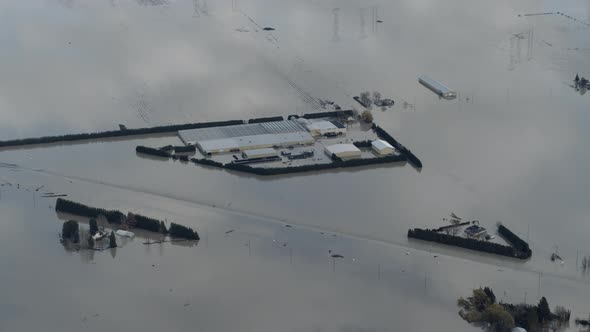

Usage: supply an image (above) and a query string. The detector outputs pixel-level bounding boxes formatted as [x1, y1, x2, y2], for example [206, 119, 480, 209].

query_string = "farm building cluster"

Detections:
[177, 117, 399, 166]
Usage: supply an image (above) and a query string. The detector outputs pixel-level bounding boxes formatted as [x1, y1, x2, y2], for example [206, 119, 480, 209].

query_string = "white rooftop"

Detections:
[306, 120, 338, 131]
[198, 132, 314, 153]
[324, 144, 361, 154]
[371, 139, 394, 150]
[244, 148, 277, 157]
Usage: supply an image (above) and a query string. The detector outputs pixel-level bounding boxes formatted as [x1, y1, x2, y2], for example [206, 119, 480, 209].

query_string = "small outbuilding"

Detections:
[324, 144, 361, 159]
[371, 139, 395, 155]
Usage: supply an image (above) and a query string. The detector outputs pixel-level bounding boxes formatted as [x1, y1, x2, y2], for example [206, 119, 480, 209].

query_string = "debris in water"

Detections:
[331, 254, 344, 258]
[285, 224, 292, 228]
[262, 27, 275, 31]
[225, 229, 235, 234]
[376, 20, 383, 23]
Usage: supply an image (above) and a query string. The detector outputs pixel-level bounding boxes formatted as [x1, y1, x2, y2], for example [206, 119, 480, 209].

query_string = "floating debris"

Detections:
[331, 254, 344, 258]
[262, 27, 275, 31]
[285, 224, 292, 228]
[376, 20, 383, 23]
[225, 229, 235, 234]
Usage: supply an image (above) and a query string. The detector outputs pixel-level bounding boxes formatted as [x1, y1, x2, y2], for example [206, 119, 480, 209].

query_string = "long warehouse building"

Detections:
[418, 76, 457, 100]
[178, 120, 314, 155]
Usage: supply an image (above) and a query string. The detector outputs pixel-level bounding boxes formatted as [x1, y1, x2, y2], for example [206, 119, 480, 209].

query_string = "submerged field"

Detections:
[1, 0, 590, 331]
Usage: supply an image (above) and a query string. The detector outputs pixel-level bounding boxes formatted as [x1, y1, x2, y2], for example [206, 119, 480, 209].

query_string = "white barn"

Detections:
[371, 139, 395, 155]
[324, 144, 361, 159]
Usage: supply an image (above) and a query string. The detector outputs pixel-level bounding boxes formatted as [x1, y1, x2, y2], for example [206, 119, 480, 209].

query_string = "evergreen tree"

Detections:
[89, 219, 98, 235]
[537, 297, 551, 323]
[87, 235, 95, 249]
[62, 220, 80, 242]
[160, 221, 168, 234]
[109, 231, 117, 248]
[575, 74, 580, 82]
[484, 287, 496, 304]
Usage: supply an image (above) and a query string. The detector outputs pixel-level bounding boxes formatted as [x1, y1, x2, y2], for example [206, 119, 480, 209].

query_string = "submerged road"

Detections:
[1, 160, 589, 288]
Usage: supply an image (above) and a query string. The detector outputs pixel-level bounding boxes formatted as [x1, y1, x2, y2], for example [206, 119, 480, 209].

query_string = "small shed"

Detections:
[371, 139, 395, 155]
[324, 144, 362, 159]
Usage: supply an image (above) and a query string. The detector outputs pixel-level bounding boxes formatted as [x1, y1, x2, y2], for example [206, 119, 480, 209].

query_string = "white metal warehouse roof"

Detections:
[371, 139, 394, 150]
[178, 120, 308, 143]
[324, 144, 361, 155]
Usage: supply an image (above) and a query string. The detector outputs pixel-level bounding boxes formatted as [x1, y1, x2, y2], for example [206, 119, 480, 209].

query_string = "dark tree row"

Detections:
[136, 146, 172, 158]
[190, 158, 224, 167]
[56, 198, 198, 240]
[352, 140, 372, 148]
[174, 145, 196, 153]
[62, 220, 80, 243]
[407, 228, 531, 259]
[56, 198, 126, 224]
[0, 120, 244, 148]
[223, 154, 406, 175]
[168, 222, 200, 240]
[248, 116, 284, 123]
[301, 110, 353, 119]
[498, 224, 531, 256]
[134, 214, 164, 233]
[373, 125, 422, 168]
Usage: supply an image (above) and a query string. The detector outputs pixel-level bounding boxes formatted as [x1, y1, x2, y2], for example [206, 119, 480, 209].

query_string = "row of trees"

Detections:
[173, 145, 196, 153]
[0, 120, 244, 148]
[191, 158, 224, 167]
[131, 213, 167, 233]
[373, 125, 422, 168]
[498, 224, 532, 257]
[459, 287, 571, 331]
[56, 198, 199, 240]
[352, 140, 372, 148]
[56, 198, 126, 224]
[407, 228, 529, 259]
[168, 223, 200, 240]
[136, 146, 172, 158]
[301, 110, 353, 119]
[248, 116, 284, 123]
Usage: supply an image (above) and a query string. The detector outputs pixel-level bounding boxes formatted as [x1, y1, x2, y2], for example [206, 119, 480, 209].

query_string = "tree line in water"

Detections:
[56, 198, 199, 240]
[0, 120, 244, 148]
[407, 226, 532, 259]
[458, 287, 570, 331]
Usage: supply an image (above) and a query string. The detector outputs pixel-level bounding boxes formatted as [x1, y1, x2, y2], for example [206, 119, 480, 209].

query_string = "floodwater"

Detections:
[1, 0, 590, 331]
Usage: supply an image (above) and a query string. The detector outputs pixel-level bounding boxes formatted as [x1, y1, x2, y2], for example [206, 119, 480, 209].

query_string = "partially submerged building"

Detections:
[371, 139, 395, 155]
[178, 120, 314, 155]
[464, 225, 487, 238]
[419, 76, 457, 100]
[324, 144, 362, 159]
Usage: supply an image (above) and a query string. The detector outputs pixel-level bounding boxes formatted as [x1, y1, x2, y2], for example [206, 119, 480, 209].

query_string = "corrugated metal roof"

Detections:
[372, 139, 394, 150]
[179, 120, 308, 143]
[324, 144, 361, 155]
